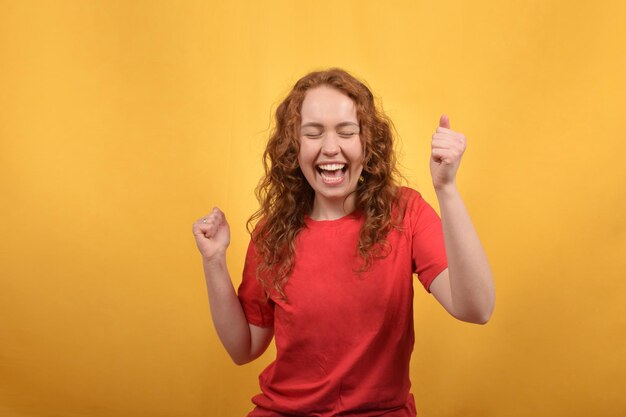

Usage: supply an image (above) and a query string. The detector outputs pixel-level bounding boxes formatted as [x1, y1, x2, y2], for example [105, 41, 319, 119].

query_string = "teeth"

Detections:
[320, 171, 344, 183]
[317, 163, 345, 170]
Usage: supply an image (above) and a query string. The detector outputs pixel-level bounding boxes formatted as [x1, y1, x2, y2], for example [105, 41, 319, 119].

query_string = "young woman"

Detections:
[192, 68, 495, 417]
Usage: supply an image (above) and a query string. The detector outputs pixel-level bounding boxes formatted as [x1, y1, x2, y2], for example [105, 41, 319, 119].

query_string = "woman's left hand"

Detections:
[430, 114, 467, 191]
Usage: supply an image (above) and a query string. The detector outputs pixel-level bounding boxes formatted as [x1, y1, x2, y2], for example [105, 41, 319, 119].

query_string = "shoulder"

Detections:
[394, 186, 442, 234]
[396, 186, 427, 214]
[248, 216, 270, 250]
[397, 186, 423, 200]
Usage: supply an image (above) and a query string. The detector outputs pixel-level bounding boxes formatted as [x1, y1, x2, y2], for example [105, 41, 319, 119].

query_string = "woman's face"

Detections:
[298, 86, 364, 216]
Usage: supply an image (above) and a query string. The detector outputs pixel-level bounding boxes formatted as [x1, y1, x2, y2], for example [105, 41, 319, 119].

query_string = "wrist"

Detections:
[434, 183, 458, 198]
[202, 251, 227, 271]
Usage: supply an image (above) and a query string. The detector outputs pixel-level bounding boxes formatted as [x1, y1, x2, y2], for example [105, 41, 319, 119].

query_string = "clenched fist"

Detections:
[192, 207, 230, 262]
[430, 114, 467, 191]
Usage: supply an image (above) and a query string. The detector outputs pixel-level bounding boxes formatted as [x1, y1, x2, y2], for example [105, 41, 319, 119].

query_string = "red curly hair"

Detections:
[248, 68, 405, 302]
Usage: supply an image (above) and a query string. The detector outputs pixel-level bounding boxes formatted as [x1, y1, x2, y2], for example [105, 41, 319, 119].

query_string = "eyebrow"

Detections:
[300, 122, 360, 129]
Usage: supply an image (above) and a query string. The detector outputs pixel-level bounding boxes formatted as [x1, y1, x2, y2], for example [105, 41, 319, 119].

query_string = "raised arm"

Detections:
[427, 115, 495, 324]
[192, 208, 274, 364]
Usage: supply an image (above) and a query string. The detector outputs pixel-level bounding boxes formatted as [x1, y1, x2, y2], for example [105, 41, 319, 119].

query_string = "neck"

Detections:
[309, 194, 356, 220]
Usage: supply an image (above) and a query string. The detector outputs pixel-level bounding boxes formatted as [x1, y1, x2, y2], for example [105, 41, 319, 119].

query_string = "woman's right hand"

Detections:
[192, 207, 231, 262]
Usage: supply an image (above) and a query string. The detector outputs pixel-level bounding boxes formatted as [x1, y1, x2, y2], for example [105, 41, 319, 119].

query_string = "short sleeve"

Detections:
[237, 239, 275, 328]
[404, 188, 448, 293]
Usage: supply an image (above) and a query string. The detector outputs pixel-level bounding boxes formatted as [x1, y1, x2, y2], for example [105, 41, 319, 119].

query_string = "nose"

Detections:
[321, 132, 340, 156]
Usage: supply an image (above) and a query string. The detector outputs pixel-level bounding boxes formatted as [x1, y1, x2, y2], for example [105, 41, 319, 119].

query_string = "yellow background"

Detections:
[1, 1, 625, 416]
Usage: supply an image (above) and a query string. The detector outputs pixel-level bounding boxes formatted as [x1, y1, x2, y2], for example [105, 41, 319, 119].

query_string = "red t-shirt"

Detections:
[237, 187, 448, 417]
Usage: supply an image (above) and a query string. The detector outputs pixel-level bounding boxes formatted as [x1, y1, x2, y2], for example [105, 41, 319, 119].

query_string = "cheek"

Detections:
[296, 141, 306, 162]
[352, 139, 365, 165]
[297, 147, 308, 166]
[299, 140, 320, 162]
[297, 147, 315, 174]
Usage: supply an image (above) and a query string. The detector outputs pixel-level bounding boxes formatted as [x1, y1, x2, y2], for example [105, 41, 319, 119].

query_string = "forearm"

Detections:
[202, 255, 252, 364]
[436, 185, 495, 323]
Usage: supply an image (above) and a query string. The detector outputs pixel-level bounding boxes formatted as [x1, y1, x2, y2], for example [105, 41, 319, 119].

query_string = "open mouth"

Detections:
[316, 163, 348, 184]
